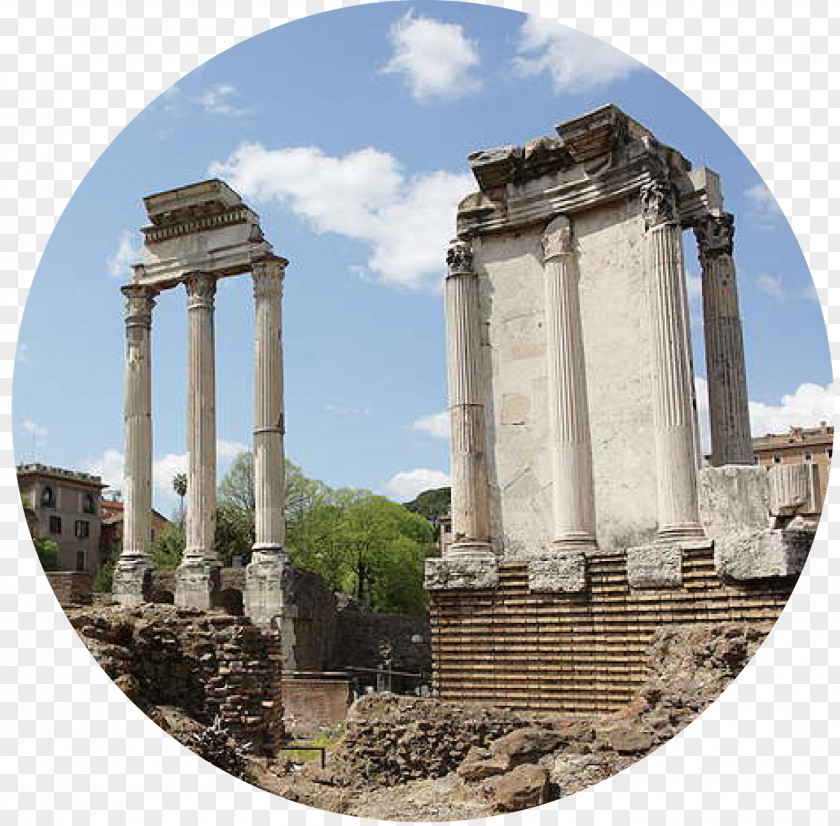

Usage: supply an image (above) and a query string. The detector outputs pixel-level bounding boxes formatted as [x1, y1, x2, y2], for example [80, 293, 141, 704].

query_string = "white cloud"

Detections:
[755, 272, 786, 299]
[744, 183, 785, 230]
[20, 420, 47, 439]
[383, 468, 451, 502]
[382, 13, 482, 102]
[210, 143, 473, 291]
[107, 229, 142, 280]
[686, 271, 703, 301]
[198, 83, 245, 116]
[411, 411, 450, 439]
[82, 439, 249, 511]
[16, 341, 32, 364]
[695, 378, 834, 450]
[514, 17, 641, 92]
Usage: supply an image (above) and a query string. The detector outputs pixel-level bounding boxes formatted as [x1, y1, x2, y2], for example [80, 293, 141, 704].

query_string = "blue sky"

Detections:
[12, 3, 832, 515]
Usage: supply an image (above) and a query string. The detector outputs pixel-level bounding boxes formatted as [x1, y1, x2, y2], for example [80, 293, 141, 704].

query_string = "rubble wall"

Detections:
[430, 544, 796, 714]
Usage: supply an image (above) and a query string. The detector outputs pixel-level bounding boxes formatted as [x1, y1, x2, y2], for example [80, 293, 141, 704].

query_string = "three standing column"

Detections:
[541, 217, 598, 551]
[641, 180, 704, 542]
[176, 272, 220, 609]
[694, 213, 752, 466]
[445, 240, 493, 558]
[113, 283, 157, 604]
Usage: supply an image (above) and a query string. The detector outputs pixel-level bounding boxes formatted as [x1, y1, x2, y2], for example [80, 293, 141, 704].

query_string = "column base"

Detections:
[245, 552, 291, 630]
[112, 556, 152, 605]
[656, 523, 705, 544]
[174, 561, 220, 611]
[446, 539, 495, 559]
[550, 535, 598, 555]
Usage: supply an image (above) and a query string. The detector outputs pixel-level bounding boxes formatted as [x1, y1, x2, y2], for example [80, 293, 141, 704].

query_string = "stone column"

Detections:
[694, 212, 753, 466]
[113, 284, 157, 604]
[245, 258, 293, 635]
[445, 239, 493, 558]
[541, 216, 597, 551]
[641, 180, 704, 542]
[176, 272, 219, 609]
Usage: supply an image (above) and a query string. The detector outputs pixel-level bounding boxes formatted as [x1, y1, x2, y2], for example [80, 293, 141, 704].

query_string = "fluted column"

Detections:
[176, 272, 219, 608]
[541, 216, 597, 551]
[251, 257, 289, 561]
[113, 284, 157, 604]
[694, 212, 752, 466]
[641, 180, 704, 542]
[445, 239, 492, 557]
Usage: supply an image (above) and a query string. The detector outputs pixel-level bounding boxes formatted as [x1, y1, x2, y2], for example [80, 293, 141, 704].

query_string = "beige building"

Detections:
[753, 423, 834, 507]
[17, 464, 105, 572]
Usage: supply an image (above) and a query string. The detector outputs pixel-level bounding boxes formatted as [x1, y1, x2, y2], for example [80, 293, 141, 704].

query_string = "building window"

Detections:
[773, 454, 781, 464]
[41, 486, 55, 508]
[74, 520, 90, 539]
[49, 515, 62, 534]
[75, 550, 86, 572]
[82, 493, 96, 515]
[828, 449, 833, 459]
[804, 452, 813, 462]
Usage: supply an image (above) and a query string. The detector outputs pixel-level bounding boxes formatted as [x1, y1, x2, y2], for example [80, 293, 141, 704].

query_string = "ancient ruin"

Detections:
[425, 104, 815, 713]
[112, 179, 290, 628]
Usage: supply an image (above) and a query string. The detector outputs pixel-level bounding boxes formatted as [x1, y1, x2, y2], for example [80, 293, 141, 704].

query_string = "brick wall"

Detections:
[282, 678, 352, 737]
[47, 571, 93, 607]
[430, 545, 797, 714]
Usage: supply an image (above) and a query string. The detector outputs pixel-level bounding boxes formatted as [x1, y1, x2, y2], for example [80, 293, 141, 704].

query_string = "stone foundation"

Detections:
[46, 571, 93, 608]
[429, 542, 803, 714]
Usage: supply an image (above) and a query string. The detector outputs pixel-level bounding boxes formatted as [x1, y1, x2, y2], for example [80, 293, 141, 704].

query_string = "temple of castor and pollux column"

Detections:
[112, 105, 818, 715]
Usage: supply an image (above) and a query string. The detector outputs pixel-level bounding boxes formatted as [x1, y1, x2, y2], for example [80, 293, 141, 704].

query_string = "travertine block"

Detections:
[527, 551, 586, 593]
[626, 543, 683, 589]
[425, 557, 499, 591]
[768, 463, 821, 517]
[697, 465, 770, 537]
[714, 528, 813, 581]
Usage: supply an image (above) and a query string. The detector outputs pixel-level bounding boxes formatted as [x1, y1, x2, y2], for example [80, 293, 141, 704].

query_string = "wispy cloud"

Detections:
[325, 404, 372, 416]
[210, 143, 473, 292]
[514, 18, 641, 92]
[382, 467, 451, 502]
[107, 229, 142, 280]
[198, 83, 246, 116]
[754, 271, 819, 303]
[21, 420, 46, 439]
[16, 341, 32, 364]
[411, 411, 450, 439]
[744, 183, 785, 230]
[382, 12, 482, 102]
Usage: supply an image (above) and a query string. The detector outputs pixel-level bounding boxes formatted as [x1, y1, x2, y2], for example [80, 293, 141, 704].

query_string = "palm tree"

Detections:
[173, 472, 187, 523]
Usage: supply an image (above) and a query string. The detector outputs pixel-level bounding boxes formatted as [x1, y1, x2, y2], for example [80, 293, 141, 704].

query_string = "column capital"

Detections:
[252, 257, 287, 299]
[640, 179, 679, 230]
[121, 284, 157, 328]
[542, 215, 573, 262]
[694, 212, 735, 263]
[446, 239, 474, 277]
[184, 272, 217, 310]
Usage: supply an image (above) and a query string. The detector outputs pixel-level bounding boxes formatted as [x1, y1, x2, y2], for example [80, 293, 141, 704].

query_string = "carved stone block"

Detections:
[768, 463, 821, 517]
[527, 551, 586, 593]
[697, 465, 770, 537]
[626, 543, 683, 589]
[714, 528, 814, 581]
[425, 557, 499, 591]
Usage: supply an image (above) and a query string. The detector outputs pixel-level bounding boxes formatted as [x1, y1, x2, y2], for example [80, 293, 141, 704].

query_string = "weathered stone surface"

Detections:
[698, 465, 770, 537]
[425, 557, 499, 591]
[626, 543, 683, 589]
[715, 529, 813, 580]
[456, 747, 509, 781]
[768, 463, 821, 517]
[488, 727, 564, 766]
[485, 763, 550, 813]
[602, 725, 654, 754]
[527, 551, 586, 593]
[112, 562, 152, 606]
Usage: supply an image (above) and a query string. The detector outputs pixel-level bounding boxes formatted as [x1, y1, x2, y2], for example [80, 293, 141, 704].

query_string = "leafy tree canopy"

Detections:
[403, 487, 451, 524]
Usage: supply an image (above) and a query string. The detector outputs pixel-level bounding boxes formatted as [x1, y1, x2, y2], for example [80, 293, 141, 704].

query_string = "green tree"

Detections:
[93, 539, 121, 592]
[215, 500, 254, 567]
[34, 537, 61, 572]
[403, 487, 451, 524]
[173, 472, 187, 521]
[151, 521, 185, 571]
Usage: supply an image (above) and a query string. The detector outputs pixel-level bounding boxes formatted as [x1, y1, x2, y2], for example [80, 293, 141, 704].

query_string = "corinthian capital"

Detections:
[446, 239, 473, 277]
[640, 179, 678, 230]
[252, 257, 287, 300]
[184, 272, 217, 311]
[542, 216, 573, 262]
[122, 284, 157, 328]
[694, 212, 735, 263]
